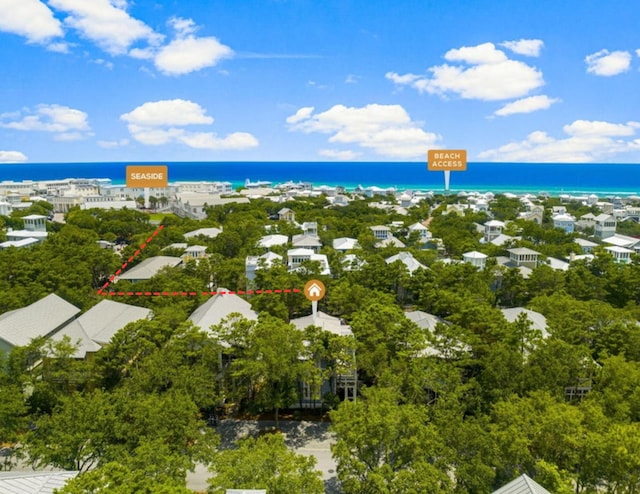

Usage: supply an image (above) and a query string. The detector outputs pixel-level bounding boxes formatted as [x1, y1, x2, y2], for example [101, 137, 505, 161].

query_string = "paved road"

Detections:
[186, 419, 341, 493]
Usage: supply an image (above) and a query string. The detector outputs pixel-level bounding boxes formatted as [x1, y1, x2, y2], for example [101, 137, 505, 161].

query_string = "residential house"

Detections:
[594, 214, 616, 239]
[463, 250, 488, 269]
[483, 220, 506, 243]
[290, 311, 356, 406]
[342, 254, 366, 271]
[287, 248, 331, 275]
[605, 245, 633, 264]
[52, 300, 152, 359]
[257, 234, 288, 250]
[5, 214, 49, 245]
[332, 237, 360, 252]
[501, 307, 549, 339]
[188, 290, 258, 335]
[407, 222, 432, 242]
[291, 234, 322, 253]
[602, 233, 640, 252]
[0, 294, 81, 354]
[117, 256, 183, 282]
[301, 221, 318, 236]
[385, 252, 427, 275]
[574, 238, 598, 253]
[0, 200, 13, 216]
[553, 213, 575, 233]
[183, 245, 208, 260]
[278, 207, 296, 222]
[370, 225, 406, 248]
[184, 227, 222, 239]
[245, 252, 283, 281]
[506, 247, 541, 269]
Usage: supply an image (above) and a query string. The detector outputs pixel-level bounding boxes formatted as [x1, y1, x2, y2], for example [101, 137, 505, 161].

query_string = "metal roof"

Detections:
[0, 294, 80, 348]
[0, 471, 79, 494]
[118, 256, 182, 280]
[491, 474, 551, 494]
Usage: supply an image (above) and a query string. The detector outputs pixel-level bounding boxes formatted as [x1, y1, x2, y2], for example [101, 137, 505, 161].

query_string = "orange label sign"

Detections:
[126, 165, 168, 188]
[304, 279, 326, 302]
[427, 150, 467, 171]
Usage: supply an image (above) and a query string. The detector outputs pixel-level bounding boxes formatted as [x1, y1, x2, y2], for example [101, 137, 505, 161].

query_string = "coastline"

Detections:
[1, 161, 640, 197]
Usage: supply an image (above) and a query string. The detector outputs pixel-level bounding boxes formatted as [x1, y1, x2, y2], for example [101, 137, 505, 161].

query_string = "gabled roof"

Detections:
[0, 471, 80, 494]
[491, 474, 551, 494]
[386, 252, 426, 274]
[332, 237, 360, 251]
[53, 300, 153, 355]
[0, 294, 80, 348]
[375, 236, 406, 248]
[118, 256, 182, 280]
[405, 310, 444, 332]
[463, 250, 488, 259]
[507, 247, 541, 256]
[188, 289, 258, 332]
[291, 234, 322, 248]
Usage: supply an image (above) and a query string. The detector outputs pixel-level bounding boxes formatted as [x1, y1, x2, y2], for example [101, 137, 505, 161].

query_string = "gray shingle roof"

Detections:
[491, 474, 551, 494]
[0, 294, 80, 348]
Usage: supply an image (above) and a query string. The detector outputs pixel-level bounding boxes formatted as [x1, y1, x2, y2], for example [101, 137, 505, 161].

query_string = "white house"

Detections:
[553, 213, 575, 233]
[257, 234, 288, 249]
[301, 221, 318, 236]
[291, 234, 322, 252]
[463, 250, 488, 269]
[370, 225, 391, 240]
[385, 252, 427, 275]
[183, 245, 208, 260]
[5, 214, 49, 244]
[594, 214, 616, 239]
[407, 222, 432, 242]
[188, 290, 258, 335]
[332, 237, 360, 252]
[287, 248, 331, 275]
[245, 252, 283, 281]
[605, 245, 633, 264]
[483, 220, 506, 242]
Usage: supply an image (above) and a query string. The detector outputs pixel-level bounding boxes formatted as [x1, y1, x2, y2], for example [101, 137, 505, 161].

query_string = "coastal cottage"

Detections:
[552, 213, 575, 233]
[594, 214, 616, 239]
[117, 256, 183, 282]
[483, 220, 506, 243]
[245, 252, 283, 281]
[605, 245, 633, 264]
[385, 252, 427, 275]
[463, 251, 488, 270]
[506, 247, 541, 269]
[278, 207, 296, 222]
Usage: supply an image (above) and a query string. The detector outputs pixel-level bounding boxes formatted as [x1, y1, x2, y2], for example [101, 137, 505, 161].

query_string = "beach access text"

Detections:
[427, 150, 467, 171]
[126, 165, 169, 187]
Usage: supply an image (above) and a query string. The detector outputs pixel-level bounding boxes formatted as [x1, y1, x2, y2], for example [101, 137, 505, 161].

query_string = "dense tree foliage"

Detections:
[2, 194, 640, 492]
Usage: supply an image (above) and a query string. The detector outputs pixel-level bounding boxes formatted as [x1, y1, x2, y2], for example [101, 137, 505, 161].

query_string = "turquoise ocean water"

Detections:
[1, 161, 640, 196]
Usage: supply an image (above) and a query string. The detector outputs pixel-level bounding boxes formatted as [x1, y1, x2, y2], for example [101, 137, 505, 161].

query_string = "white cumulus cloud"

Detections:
[387, 42, 544, 101]
[0, 104, 91, 139]
[478, 119, 640, 162]
[500, 39, 544, 57]
[0, 0, 63, 43]
[0, 150, 28, 163]
[154, 36, 233, 75]
[121, 99, 258, 151]
[152, 16, 233, 75]
[494, 95, 560, 117]
[287, 103, 440, 159]
[48, 0, 162, 55]
[121, 99, 214, 127]
[585, 49, 632, 76]
[97, 138, 129, 149]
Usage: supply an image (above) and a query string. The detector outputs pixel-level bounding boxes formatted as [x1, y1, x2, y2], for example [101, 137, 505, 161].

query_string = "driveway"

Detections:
[186, 419, 340, 493]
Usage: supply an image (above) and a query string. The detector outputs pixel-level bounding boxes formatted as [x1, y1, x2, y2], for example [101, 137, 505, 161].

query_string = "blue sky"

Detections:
[0, 0, 639, 164]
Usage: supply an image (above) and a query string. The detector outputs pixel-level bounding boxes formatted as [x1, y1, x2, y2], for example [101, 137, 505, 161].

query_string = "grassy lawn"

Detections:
[147, 212, 175, 221]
